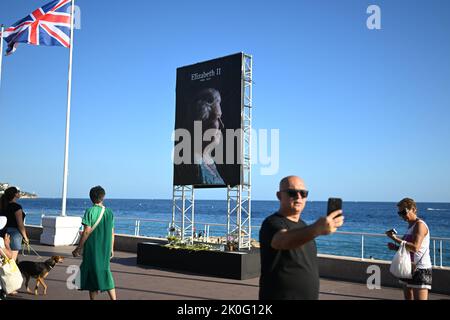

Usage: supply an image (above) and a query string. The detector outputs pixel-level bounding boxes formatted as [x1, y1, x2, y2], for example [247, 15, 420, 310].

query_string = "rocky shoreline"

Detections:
[0, 182, 38, 198]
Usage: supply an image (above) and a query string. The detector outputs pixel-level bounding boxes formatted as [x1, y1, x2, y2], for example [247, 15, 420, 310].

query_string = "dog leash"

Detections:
[21, 242, 44, 260]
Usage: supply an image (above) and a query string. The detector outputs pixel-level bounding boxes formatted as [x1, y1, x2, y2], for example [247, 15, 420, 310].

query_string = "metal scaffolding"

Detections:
[227, 54, 253, 250]
[171, 185, 195, 243]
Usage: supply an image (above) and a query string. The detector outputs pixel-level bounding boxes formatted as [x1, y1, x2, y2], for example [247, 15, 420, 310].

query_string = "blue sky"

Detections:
[1, 0, 449, 202]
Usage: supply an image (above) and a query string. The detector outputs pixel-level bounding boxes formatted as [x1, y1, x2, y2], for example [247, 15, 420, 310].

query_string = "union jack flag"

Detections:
[1, 0, 73, 55]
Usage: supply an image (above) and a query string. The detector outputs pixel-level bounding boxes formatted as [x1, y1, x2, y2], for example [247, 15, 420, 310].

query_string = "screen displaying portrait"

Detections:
[173, 53, 243, 187]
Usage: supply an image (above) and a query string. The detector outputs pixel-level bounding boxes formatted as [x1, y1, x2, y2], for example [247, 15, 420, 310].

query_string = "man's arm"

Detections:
[271, 225, 319, 250]
[271, 211, 344, 250]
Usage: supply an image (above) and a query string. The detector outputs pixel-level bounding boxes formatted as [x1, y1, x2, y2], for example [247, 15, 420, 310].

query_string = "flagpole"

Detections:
[61, 0, 75, 217]
[0, 25, 4, 88]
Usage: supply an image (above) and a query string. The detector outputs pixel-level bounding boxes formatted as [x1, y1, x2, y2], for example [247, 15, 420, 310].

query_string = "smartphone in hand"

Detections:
[327, 198, 343, 217]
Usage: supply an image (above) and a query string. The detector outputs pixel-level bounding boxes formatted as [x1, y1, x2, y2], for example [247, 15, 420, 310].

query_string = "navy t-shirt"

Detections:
[259, 212, 319, 300]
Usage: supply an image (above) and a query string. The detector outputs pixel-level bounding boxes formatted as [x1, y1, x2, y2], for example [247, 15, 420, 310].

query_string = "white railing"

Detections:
[25, 214, 449, 267]
[121, 219, 449, 267]
[328, 230, 449, 268]
[109, 216, 229, 243]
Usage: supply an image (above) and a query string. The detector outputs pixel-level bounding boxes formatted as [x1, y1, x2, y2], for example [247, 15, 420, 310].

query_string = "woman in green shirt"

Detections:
[72, 186, 116, 300]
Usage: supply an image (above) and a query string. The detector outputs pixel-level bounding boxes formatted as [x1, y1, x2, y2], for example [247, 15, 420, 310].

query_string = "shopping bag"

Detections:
[389, 241, 412, 279]
[0, 254, 24, 294]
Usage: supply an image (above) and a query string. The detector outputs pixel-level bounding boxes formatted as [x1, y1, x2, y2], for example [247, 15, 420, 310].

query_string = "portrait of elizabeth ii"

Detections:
[190, 88, 225, 185]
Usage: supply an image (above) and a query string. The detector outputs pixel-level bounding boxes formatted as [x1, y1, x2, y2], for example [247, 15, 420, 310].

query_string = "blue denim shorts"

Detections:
[6, 227, 23, 251]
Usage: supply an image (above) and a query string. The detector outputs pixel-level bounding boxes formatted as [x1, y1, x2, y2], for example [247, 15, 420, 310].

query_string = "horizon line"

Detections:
[20, 197, 450, 204]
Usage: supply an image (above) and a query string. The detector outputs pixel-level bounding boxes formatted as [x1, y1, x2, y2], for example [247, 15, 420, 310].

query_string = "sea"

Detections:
[19, 199, 450, 266]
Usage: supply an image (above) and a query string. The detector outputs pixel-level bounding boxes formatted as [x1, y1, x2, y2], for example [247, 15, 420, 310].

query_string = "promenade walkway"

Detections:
[8, 241, 449, 300]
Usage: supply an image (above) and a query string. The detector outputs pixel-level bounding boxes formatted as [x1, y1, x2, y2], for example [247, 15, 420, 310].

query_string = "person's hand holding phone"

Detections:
[385, 230, 398, 241]
[327, 198, 343, 217]
[314, 210, 344, 236]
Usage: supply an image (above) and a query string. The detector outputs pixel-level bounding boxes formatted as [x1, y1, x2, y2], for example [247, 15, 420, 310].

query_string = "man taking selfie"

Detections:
[259, 176, 344, 300]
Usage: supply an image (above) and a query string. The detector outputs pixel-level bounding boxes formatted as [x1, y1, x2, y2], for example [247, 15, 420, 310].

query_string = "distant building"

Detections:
[0, 182, 10, 195]
[0, 182, 10, 190]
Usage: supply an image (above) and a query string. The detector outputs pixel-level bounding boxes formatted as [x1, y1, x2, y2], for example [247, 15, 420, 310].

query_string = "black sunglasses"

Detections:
[398, 209, 407, 216]
[282, 189, 309, 199]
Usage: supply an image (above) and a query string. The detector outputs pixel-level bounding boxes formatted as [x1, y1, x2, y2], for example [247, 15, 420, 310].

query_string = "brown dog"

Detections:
[18, 256, 65, 295]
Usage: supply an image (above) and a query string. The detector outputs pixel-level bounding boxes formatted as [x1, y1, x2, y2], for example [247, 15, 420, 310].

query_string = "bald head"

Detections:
[279, 176, 306, 191]
[277, 176, 308, 219]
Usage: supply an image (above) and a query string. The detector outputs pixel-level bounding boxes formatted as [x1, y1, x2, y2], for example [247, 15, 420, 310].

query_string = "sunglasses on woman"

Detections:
[398, 208, 408, 216]
[282, 189, 309, 198]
